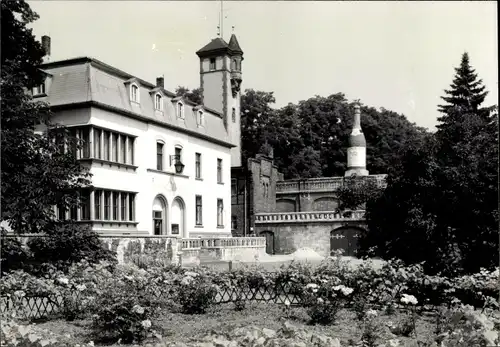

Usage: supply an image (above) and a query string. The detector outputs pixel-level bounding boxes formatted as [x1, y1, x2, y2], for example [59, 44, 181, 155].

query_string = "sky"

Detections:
[28, 1, 497, 131]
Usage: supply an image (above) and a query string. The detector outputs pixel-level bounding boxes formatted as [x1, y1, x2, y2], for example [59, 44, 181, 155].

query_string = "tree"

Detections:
[336, 176, 383, 212]
[175, 86, 202, 105]
[1, 0, 91, 234]
[438, 52, 490, 118]
[362, 53, 498, 275]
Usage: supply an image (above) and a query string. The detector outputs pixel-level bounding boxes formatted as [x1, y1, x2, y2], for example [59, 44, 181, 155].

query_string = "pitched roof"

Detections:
[37, 57, 232, 147]
[196, 38, 229, 56]
[228, 34, 243, 54]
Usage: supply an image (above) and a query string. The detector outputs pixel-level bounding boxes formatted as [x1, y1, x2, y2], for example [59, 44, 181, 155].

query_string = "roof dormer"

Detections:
[124, 78, 141, 104]
[150, 88, 165, 112]
[171, 97, 185, 119]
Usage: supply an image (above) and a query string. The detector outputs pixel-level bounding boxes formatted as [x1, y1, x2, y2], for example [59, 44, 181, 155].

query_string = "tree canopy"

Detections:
[1, 0, 90, 234]
[177, 87, 427, 179]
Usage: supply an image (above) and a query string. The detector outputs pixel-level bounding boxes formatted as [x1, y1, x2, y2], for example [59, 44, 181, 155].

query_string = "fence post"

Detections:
[228, 260, 233, 272]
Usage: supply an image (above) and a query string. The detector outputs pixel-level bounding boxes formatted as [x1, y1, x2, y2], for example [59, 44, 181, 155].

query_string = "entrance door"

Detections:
[259, 231, 275, 255]
[330, 228, 362, 257]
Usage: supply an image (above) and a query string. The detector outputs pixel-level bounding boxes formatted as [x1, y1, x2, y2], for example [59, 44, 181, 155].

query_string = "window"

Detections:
[231, 179, 237, 196]
[195, 195, 203, 226]
[156, 142, 164, 170]
[232, 107, 236, 123]
[103, 131, 110, 161]
[231, 59, 236, 70]
[95, 191, 101, 220]
[127, 138, 134, 164]
[217, 199, 224, 227]
[209, 58, 216, 70]
[217, 158, 223, 183]
[81, 128, 90, 159]
[112, 133, 118, 162]
[68, 128, 78, 158]
[177, 102, 184, 119]
[104, 191, 110, 220]
[195, 153, 201, 179]
[128, 193, 134, 221]
[153, 211, 162, 235]
[70, 205, 78, 220]
[231, 215, 238, 230]
[80, 191, 90, 220]
[94, 128, 101, 159]
[121, 193, 127, 220]
[120, 135, 126, 163]
[174, 147, 182, 164]
[57, 205, 66, 221]
[197, 110, 204, 126]
[154, 94, 163, 111]
[33, 83, 46, 96]
[130, 84, 139, 103]
[113, 192, 118, 220]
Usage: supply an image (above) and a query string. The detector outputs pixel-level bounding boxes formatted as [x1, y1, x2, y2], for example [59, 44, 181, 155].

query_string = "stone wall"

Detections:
[254, 221, 367, 257]
[100, 236, 179, 265]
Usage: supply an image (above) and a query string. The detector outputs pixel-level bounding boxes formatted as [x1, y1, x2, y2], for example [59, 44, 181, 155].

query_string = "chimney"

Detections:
[41, 35, 51, 58]
[156, 77, 164, 88]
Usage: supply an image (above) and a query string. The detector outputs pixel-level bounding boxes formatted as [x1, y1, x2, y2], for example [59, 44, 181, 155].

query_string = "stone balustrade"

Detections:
[254, 210, 366, 224]
[180, 237, 266, 250]
[276, 175, 387, 194]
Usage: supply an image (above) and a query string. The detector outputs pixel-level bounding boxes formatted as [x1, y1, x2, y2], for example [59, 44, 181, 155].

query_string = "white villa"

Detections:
[33, 34, 245, 238]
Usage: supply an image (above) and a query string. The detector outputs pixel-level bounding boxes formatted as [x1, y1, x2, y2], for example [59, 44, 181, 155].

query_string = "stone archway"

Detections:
[330, 226, 365, 257]
[171, 197, 186, 237]
[152, 195, 168, 235]
[259, 230, 275, 255]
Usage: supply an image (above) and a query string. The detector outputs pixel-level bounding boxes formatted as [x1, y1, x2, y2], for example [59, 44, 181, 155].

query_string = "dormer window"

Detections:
[197, 110, 204, 126]
[33, 83, 46, 96]
[209, 58, 216, 71]
[154, 93, 163, 111]
[177, 102, 184, 119]
[130, 84, 139, 103]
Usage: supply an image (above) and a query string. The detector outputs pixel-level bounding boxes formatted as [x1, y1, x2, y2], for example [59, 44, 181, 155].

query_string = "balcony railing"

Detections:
[180, 237, 266, 250]
[276, 175, 387, 194]
[254, 210, 366, 224]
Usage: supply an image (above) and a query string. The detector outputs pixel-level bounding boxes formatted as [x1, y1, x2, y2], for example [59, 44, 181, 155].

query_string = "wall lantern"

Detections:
[169, 155, 185, 174]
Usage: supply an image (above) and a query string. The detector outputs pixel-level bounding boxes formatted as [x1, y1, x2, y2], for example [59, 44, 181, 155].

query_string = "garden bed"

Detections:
[33, 303, 437, 346]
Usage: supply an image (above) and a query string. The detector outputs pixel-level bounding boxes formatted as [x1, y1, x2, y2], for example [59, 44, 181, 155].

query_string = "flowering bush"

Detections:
[302, 278, 354, 325]
[90, 265, 163, 344]
[173, 271, 217, 314]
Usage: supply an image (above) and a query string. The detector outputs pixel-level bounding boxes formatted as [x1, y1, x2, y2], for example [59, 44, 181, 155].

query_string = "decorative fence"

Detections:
[0, 281, 305, 320]
[276, 175, 387, 194]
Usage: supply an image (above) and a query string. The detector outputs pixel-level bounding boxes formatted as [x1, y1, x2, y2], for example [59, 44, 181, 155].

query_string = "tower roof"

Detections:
[228, 34, 243, 54]
[196, 37, 229, 57]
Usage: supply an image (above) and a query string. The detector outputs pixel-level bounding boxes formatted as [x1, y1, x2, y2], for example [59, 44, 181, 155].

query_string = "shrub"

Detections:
[0, 232, 32, 275]
[27, 223, 117, 272]
[91, 266, 162, 344]
[174, 271, 217, 314]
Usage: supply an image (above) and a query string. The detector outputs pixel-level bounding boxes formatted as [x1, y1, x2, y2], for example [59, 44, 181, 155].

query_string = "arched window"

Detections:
[154, 93, 163, 111]
[130, 84, 139, 103]
[231, 59, 237, 70]
[177, 102, 184, 119]
[152, 196, 168, 235]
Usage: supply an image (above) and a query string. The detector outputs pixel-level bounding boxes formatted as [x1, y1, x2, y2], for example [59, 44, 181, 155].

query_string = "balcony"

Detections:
[254, 210, 366, 224]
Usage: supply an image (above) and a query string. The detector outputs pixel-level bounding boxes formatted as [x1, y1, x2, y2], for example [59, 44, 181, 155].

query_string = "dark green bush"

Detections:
[0, 229, 32, 275]
[27, 223, 117, 272]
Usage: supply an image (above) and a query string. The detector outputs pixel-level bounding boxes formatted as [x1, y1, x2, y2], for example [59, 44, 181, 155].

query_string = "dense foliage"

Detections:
[362, 52, 499, 276]
[176, 87, 427, 179]
[1, 0, 91, 235]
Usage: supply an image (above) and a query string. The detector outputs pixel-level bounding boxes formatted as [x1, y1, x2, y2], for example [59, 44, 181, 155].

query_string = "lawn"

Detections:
[36, 302, 436, 346]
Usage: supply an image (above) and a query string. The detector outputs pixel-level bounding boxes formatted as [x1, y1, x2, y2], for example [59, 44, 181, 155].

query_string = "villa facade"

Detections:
[33, 35, 245, 238]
